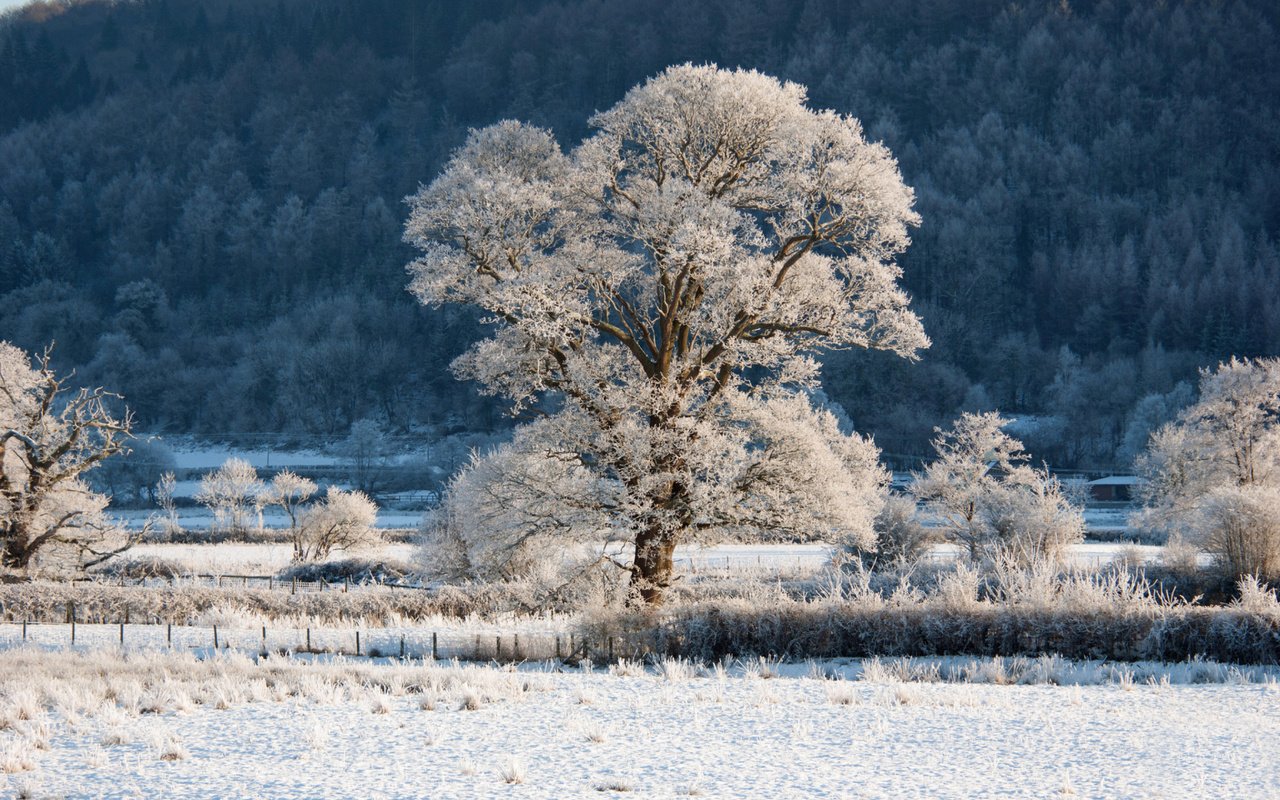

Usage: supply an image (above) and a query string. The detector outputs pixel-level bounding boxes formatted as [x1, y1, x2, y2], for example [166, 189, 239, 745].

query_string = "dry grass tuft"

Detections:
[499, 755, 526, 785]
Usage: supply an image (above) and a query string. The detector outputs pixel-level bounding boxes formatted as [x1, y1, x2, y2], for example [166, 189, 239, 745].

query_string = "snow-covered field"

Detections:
[168, 446, 343, 471]
[127, 542, 420, 574]
[124, 540, 1164, 577]
[2, 650, 1276, 799]
[114, 506, 1141, 535]
[112, 508, 426, 531]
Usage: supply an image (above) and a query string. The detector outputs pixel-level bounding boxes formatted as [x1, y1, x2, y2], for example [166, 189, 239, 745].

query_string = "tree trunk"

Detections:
[629, 526, 677, 606]
[1, 528, 32, 572]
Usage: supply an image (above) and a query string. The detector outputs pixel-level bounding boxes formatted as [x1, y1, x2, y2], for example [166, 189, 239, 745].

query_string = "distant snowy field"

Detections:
[7, 657, 1277, 799]
[113, 506, 1138, 535]
[112, 508, 427, 531]
[168, 446, 343, 471]
[126, 542, 420, 574]
[124, 541, 1162, 576]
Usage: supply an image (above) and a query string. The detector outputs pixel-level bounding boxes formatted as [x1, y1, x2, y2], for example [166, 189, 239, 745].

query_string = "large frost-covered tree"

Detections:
[405, 65, 928, 603]
[0, 342, 134, 575]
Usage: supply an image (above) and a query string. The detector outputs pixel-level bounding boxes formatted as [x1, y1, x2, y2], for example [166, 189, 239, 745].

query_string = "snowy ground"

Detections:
[167, 445, 343, 472]
[2, 651, 1276, 799]
[112, 508, 426, 531]
[127, 542, 420, 575]
[125, 540, 1164, 577]
[115, 506, 1142, 535]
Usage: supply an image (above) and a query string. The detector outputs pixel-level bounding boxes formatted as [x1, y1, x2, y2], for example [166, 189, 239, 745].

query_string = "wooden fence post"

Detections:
[167, 623, 172, 647]
[22, 620, 26, 641]
[355, 630, 361, 656]
[400, 635, 405, 659]
[213, 625, 219, 649]
[306, 628, 311, 652]
[119, 622, 124, 645]
[432, 631, 438, 660]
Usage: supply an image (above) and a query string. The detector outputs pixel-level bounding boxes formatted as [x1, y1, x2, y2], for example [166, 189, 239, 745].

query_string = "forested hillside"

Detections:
[1, 0, 1276, 468]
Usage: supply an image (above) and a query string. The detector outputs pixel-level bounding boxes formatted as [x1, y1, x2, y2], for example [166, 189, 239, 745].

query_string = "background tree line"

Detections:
[0, 0, 1276, 468]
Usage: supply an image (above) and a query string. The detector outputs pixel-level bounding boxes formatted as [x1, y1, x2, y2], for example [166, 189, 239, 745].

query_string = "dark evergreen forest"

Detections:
[1, 0, 1277, 469]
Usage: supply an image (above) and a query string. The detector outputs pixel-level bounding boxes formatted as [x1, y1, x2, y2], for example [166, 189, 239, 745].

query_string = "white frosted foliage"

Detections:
[0, 341, 134, 575]
[405, 66, 927, 602]
[295, 486, 380, 563]
[194, 457, 263, 536]
[1138, 357, 1280, 577]
[913, 412, 1084, 565]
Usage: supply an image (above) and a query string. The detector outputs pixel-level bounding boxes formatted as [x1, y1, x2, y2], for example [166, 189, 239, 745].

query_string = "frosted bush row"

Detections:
[585, 567, 1280, 664]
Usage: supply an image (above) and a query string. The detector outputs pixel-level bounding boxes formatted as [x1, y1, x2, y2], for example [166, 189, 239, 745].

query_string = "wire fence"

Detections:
[0, 621, 643, 664]
[65, 548, 1133, 594]
[72, 574, 425, 593]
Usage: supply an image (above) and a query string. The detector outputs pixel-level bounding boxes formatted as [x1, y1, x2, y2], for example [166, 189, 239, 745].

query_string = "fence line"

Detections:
[0, 621, 621, 664]
[72, 574, 426, 593]
[72, 551, 1128, 593]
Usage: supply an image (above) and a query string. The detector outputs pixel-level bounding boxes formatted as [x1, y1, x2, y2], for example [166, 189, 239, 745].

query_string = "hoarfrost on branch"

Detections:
[0, 342, 135, 575]
[405, 65, 928, 603]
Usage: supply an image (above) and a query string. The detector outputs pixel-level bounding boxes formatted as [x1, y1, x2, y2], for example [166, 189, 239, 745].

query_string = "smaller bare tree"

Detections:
[912, 412, 1028, 561]
[294, 487, 379, 562]
[194, 457, 262, 536]
[913, 412, 1083, 565]
[259, 470, 318, 560]
[154, 470, 182, 538]
[339, 419, 388, 494]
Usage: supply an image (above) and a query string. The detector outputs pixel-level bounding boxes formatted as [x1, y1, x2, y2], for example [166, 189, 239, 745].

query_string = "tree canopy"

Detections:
[0, 341, 133, 574]
[407, 66, 925, 602]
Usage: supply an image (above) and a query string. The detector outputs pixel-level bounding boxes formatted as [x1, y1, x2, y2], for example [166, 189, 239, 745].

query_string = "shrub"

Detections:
[92, 556, 187, 581]
[979, 469, 1086, 567]
[580, 568, 1280, 664]
[293, 487, 380, 562]
[1197, 485, 1280, 580]
[913, 413, 1085, 565]
[837, 494, 934, 566]
[276, 557, 413, 585]
[194, 458, 263, 536]
[1136, 357, 1280, 559]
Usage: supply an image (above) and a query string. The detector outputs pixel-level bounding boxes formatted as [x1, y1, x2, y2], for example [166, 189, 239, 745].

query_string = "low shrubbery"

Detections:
[91, 556, 187, 581]
[139, 528, 419, 546]
[139, 527, 295, 545]
[4, 558, 1279, 663]
[580, 566, 1280, 665]
[0, 581, 515, 626]
[276, 557, 415, 585]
